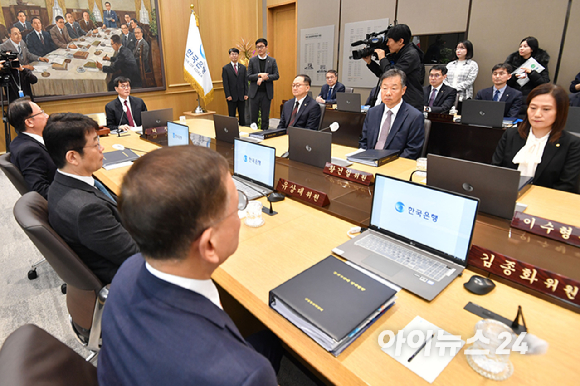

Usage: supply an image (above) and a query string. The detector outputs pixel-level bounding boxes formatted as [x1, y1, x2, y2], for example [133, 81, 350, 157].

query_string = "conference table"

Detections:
[95, 119, 579, 385]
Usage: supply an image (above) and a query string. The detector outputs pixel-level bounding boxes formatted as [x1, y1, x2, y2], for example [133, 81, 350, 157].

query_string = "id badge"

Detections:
[18, 90, 24, 98]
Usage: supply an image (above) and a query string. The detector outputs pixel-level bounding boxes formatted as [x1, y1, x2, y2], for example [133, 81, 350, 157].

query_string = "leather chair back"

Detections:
[421, 119, 432, 158]
[318, 103, 326, 130]
[0, 152, 29, 195]
[345, 87, 354, 93]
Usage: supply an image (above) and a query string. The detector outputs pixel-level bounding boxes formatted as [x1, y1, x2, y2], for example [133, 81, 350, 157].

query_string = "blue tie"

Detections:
[327, 87, 332, 101]
[493, 89, 500, 102]
[94, 179, 116, 203]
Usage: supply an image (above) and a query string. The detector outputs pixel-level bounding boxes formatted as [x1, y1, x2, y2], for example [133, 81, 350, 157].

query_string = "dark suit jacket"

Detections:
[47, 172, 139, 284]
[102, 46, 141, 88]
[9, 133, 57, 199]
[476, 86, 523, 118]
[133, 38, 150, 72]
[65, 22, 85, 39]
[423, 83, 457, 114]
[97, 255, 278, 386]
[277, 95, 321, 130]
[492, 127, 580, 192]
[359, 100, 425, 160]
[79, 19, 96, 33]
[50, 25, 73, 49]
[13, 21, 32, 32]
[4, 67, 37, 102]
[25, 30, 56, 57]
[247, 55, 279, 100]
[121, 32, 136, 51]
[222, 62, 248, 102]
[318, 82, 346, 104]
[105, 96, 148, 132]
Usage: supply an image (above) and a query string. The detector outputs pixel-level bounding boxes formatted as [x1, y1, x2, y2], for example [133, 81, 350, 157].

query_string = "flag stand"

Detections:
[194, 97, 204, 114]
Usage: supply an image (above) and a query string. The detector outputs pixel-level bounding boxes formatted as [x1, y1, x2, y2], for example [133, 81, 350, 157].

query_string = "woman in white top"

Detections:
[444, 40, 478, 101]
[492, 83, 580, 192]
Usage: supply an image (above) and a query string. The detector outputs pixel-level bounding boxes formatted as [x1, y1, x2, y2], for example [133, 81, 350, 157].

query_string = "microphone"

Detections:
[319, 122, 340, 133]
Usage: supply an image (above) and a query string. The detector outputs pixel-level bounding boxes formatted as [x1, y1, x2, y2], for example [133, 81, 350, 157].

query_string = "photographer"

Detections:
[363, 24, 424, 111]
[0, 53, 38, 103]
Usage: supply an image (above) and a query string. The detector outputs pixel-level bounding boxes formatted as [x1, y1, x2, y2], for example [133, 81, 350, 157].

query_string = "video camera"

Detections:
[351, 26, 392, 60]
[0, 51, 20, 72]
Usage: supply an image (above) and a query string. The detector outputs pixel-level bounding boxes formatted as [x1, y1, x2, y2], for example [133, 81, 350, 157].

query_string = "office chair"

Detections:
[13, 192, 108, 362]
[344, 87, 354, 93]
[318, 103, 326, 130]
[0, 324, 98, 385]
[421, 119, 432, 158]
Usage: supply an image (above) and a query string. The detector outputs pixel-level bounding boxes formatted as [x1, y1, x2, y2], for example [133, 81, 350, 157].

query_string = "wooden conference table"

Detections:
[95, 120, 579, 385]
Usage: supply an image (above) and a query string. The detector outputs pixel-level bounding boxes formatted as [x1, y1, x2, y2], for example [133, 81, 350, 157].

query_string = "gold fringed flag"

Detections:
[183, 7, 213, 105]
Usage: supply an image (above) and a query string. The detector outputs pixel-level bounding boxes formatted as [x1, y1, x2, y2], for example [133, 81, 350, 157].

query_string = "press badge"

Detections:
[18, 90, 24, 98]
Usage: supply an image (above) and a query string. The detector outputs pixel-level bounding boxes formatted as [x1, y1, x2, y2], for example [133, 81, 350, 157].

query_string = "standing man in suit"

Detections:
[7, 97, 56, 199]
[124, 14, 133, 31]
[0, 27, 49, 67]
[105, 76, 147, 132]
[248, 38, 279, 130]
[98, 145, 282, 385]
[13, 11, 32, 32]
[103, 2, 118, 28]
[423, 65, 457, 114]
[79, 11, 97, 34]
[222, 48, 248, 126]
[133, 27, 150, 73]
[359, 69, 425, 160]
[64, 12, 85, 39]
[278, 74, 321, 130]
[44, 113, 139, 284]
[97, 34, 141, 90]
[120, 24, 136, 51]
[476, 63, 523, 118]
[50, 16, 77, 50]
[316, 69, 346, 104]
[26, 17, 56, 57]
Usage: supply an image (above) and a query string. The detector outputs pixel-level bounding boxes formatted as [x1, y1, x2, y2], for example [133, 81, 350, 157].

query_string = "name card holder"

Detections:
[427, 112, 453, 122]
[511, 211, 580, 248]
[323, 163, 374, 186]
[276, 178, 330, 207]
[468, 245, 580, 308]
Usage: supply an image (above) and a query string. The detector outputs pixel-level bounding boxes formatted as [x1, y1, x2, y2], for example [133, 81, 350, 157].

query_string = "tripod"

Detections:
[1, 76, 12, 152]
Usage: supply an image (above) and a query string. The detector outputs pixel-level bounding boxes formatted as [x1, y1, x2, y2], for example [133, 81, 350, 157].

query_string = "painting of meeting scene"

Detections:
[0, 0, 164, 101]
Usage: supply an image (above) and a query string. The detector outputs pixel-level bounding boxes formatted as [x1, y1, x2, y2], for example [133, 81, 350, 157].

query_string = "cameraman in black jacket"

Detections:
[363, 24, 424, 111]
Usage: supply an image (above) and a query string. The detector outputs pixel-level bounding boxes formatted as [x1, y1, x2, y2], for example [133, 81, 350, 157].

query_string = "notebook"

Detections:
[233, 138, 276, 200]
[461, 100, 505, 128]
[141, 108, 173, 129]
[333, 174, 479, 301]
[288, 126, 331, 168]
[427, 154, 532, 219]
[167, 121, 191, 147]
[336, 93, 362, 113]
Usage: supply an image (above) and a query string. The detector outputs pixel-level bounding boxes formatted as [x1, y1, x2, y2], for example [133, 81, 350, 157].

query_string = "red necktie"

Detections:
[124, 100, 135, 126]
[288, 101, 299, 126]
[39, 32, 44, 44]
[234, 64, 238, 75]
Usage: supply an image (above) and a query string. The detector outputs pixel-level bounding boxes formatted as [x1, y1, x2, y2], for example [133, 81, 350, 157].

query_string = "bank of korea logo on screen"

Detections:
[395, 202, 405, 213]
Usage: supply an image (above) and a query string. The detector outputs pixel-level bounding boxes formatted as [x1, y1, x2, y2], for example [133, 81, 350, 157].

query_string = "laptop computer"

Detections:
[233, 138, 276, 200]
[214, 114, 261, 143]
[565, 106, 580, 136]
[461, 100, 505, 127]
[141, 108, 174, 130]
[333, 174, 479, 301]
[167, 121, 191, 147]
[288, 126, 332, 168]
[427, 154, 531, 219]
[336, 93, 362, 113]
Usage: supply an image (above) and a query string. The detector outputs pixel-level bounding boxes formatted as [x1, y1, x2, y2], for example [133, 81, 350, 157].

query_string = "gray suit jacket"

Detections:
[47, 172, 139, 284]
[247, 55, 279, 99]
[50, 25, 73, 49]
[133, 38, 150, 72]
[0, 39, 39, 65]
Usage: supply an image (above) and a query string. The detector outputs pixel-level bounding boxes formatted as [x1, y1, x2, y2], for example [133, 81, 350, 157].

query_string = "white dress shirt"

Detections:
[512, 130, 551, 177]
[22, 131, 44, 145]
[57, 169, 95, 187]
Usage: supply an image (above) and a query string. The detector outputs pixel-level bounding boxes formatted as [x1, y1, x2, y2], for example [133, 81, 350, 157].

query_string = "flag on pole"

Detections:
[183, 7, 213, 105]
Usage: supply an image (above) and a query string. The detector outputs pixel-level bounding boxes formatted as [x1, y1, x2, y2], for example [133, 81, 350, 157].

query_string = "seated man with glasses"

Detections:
[277, 74, 321, 130]
[423, 65, 457, 114]
[7, 97, 56, 199]
[44, 113, 139, 284]
[105, 76, 147, 133]
[98, 146, 283, 385]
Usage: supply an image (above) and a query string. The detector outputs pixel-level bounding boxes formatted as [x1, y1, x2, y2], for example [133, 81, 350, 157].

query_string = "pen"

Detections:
[408, 333, 434, 362]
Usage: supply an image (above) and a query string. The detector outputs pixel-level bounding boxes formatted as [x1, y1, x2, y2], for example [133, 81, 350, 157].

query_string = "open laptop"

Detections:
[214, 114, 261, 143]
[333, 174, 479, 301]
[142, 108, 173, 130]
[336, 93, 362, 113]
[427, 154, 531, 219]
[233, 138, 276, 200]
[167, 121, 191, 147]
[288, 126, 332, 168]
[565, 106, 580, 136]
[461, 100, 505, 127]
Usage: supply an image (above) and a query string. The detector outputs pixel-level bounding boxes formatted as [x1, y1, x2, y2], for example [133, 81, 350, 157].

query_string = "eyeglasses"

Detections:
[429, 73, 442, 78]
[27, 110, 45, 119]
[292, 83, 307, 88]
[193, 190, 248, 240]
[256, 45, 266, 49]
[117, 84, 131, 89]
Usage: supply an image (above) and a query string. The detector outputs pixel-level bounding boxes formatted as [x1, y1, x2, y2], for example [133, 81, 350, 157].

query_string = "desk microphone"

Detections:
[319, 122, 340, 133]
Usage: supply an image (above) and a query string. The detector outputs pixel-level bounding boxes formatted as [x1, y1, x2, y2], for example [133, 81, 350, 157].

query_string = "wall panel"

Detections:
[398, 0, 469, 35]
[556, 1, 580, 92]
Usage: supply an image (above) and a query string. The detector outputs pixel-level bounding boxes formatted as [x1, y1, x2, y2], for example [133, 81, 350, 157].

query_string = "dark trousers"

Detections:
[250, 90, 271, 130]
[227, 99, 247, 126]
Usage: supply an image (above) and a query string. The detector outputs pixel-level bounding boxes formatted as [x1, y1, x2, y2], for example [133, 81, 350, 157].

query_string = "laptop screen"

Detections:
[370, 174, 479, 262]
[167, 121, 190, 147]
[234, 139, 276, 188]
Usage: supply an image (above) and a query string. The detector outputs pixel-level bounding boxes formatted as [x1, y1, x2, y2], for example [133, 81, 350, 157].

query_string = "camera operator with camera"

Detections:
[355, 24, 424, 111]
[0, 51, 38, 103]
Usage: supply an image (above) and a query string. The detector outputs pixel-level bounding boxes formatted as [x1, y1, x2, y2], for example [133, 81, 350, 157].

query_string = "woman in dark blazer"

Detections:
[492, 83, 580, 193]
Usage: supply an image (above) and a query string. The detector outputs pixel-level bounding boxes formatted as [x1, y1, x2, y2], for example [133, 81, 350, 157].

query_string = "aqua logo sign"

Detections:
[395, 202, 405, 213]
[244, 155, 248, 162]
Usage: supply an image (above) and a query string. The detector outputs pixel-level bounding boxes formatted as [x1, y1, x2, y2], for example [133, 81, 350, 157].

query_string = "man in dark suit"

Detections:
[132, 27, 150, 73]
[7, 97, 56, 199]
[120, 24, 136, 51]
[278, 74, 321, 130]
[13, 11, 32, 32]
[316, 69, 346, 104]
[103, 2, 118, 28]
[97, 34, 141, 90]
[105, 76, 147, 132]
[64, 12, 85, 39]
[44, 113, 139, 284]
[97, 145, 282, 385]
[50, 16, 77, 50]
[476, 63, 523, 118]
[423, 65, 457, 114]
[25, 17, 56, 57]
[222, 48, 248, 126]
[248, 38, 279, 130]
[79, 11, 97, 34]
[359, 69, 425, 160]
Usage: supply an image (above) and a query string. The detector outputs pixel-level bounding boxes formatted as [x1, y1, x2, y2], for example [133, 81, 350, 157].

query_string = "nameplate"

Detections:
[144, 126, 168, 136]
[511, 211, 580, 248]
[323, 163, 374, 186]
[276, 178, 330, 207]
[468, 245, 580, 307]
[427, 112, 453, 122]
